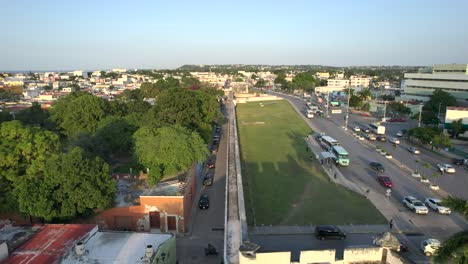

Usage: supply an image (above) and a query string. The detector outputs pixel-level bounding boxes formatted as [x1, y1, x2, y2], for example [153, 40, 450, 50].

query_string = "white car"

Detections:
[403, 196, 428, 214]
[389, 137, 400, 145]
[396, 131, 403, 137]
[421, 239, 441, 257]
[425, 198, 451, 214]
[353, 126, 360, 132]
[437, 164, 456, 173]
[407, 147, 420, 154]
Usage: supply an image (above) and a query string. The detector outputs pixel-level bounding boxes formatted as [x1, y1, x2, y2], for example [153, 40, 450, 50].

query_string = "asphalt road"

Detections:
[267, 90, 468, 260]
[176, 105, 228, 264]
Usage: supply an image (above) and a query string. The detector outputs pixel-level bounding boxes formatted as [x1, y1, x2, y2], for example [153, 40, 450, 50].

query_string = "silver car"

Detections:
[403, 196, 428, 214]
[407, 147, 420, 154]
[436, 164, 456, 173]
[425, 198, 451, 214]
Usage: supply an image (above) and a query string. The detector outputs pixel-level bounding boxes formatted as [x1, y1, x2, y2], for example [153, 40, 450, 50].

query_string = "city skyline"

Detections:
[1, 0, 468, 71]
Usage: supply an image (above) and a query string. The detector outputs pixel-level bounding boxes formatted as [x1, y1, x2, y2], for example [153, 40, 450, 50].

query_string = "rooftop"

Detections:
[61, 231, 173, 264]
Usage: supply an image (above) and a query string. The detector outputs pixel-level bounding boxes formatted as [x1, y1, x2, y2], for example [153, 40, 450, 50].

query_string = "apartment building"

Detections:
[327, 78, 349, 88]
[403, 64, 468, 102]
[350, 75, 371, 88]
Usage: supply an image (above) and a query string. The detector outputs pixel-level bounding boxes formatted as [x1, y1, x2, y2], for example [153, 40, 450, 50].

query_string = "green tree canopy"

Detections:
[133, 125, 208, 185]
[15, 102, 51, 128]
[450, 119, 464, 138]
[95, 116, 137, 155]
[424, 89, 457, 113]
[15, 147, 115, 221]
[254, 79, 266, 88]
[292, 72, 318, 92]
[49, 92, 109, 137]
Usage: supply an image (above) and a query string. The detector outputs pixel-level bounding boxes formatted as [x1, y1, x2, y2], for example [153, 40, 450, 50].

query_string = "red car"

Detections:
[378, 176, 393, 188]
[206, 160, 215, 169]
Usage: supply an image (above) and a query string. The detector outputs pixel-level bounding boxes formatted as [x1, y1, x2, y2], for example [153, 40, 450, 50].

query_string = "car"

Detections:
[203, 173, 214, 186]
[353, 126, 360, 132]
[361, 126, 370, 133]
[425, 198, 451, 214]
[403, 196, 428, 214]
[364, 133, 376, 141]
[199, 194, 210, 209]
[212, 139, 219, 146]
[315, 225, 346, 240]
[213, 135, 220, 141]
[436, 164, 456, 173]
[452, 158, 466, 166]
[396, 131, 403, 137]
[420, 239, 441, 257]
[389, 137, 400, 145]
[389, 117, 406, 122]
[369, 162, 385, 173]
[206, 160, 215, 169]
[210, 144, 218, 153]
[376, 136, 386, 142]
[407, 147, 420, 154]
[358, 134, 365, 140]
[377, 176, 393, 188]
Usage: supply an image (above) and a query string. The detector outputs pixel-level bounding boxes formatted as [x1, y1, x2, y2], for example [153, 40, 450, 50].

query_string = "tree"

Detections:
[434, 197, 468, 263]
[95, 116, 137, 155]
[251, 73, 258, 80]
[0, 110, 12, 124]
[432, 133, 451, 148]
[292, 72, 318, 92]
[133, 125, 208, 185]
[254, 79, 266, 88]
[424, 89, 457, 114]
[43, 85, 53, 91]
[14, 147, 115, 221]
[387, 102, 411, 116]
[49, 92, 109, 137]
[450, 119, 464, 138]
[358, 88, 371, 101]
[140, 82, 159, 98]
[15, 102, 51, 128]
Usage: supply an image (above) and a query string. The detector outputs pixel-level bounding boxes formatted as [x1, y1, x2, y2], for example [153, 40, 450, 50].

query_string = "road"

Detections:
[176, 104, 227, 264]
[267, 90, 468, 261]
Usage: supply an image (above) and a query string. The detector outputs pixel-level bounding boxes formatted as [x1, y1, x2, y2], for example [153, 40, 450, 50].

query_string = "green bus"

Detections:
[330, 101, 341, 107]
[331, 145, 350, 166]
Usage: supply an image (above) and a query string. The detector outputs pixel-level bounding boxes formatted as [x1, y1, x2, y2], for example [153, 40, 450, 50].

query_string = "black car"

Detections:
[369, 162, 385, 173]
[315, 225, 346, 240]
[453, 158, 465, 165]
[361, 126, 370, 133]
[210, 144, 218, 153]
[199, 194, 210, 209]
[376, 136, 386, 142]
[203, 173, 214, 186]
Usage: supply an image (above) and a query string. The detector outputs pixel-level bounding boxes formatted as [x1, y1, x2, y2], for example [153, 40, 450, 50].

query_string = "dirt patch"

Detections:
[241, 121, 265, 125]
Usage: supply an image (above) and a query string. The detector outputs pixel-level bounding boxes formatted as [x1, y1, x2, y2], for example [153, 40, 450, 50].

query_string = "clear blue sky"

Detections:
[2, 0, 468, 71]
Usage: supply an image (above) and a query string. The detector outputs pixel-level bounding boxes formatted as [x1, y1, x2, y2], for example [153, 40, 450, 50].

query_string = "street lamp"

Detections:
[418, 104, 423, 128]
[344, 86, 351, 130]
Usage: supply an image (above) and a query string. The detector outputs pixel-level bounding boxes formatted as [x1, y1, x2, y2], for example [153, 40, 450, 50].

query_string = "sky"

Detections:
[1, 0, 468, 71]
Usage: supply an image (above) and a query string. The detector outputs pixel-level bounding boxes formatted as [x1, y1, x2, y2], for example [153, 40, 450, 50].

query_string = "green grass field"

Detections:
[237, 100, 386, 226]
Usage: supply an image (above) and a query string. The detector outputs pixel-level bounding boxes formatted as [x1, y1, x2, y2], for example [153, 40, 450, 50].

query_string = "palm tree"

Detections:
[434, 196, 468, 263]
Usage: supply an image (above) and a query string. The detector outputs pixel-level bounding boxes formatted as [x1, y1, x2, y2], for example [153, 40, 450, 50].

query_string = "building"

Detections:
[112, 68, 127, 73]
[1, 77, 24, 87]
[350, 75, 371, 88]
[445, 106, 468, 133]
[335, 72, 345, 79]
[403, 64, 468, 102]
[327, 79, 349, 88]
[1, 224, 175, 264]
[316, 72, 330, 79]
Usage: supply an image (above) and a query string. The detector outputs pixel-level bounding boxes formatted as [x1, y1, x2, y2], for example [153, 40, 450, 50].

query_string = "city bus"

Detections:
[330, 101, 341, 107]
[369, 123, 385, 135]
[320, 136, 339, 149]
[331, 145, 350, 166]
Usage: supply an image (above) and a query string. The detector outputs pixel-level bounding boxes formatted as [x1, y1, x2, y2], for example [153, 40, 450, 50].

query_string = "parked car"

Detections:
[420, 239, 441, 257]
[206, 160, 215, 169]
[425, 198, 451, 214]
[376, 136, 386, 142]
[452, 158, 466, 165]
[199, 194, 210, 209]
[396, 131, 403, 137]
[378, 176, 393, 188]
[436, 164, 456, 173]
[389, 137, 400, 145]
[361, 126, 370, 133]
[353, 126, 360, 132]
[315, 225, 346, 240]
[358, 134, 365, 140]
[403, 196, 428, 214]
[407, 147, 420, 154]
[364, 133, 376, 141]
[369, 162, 385, 173]
[211, 144, 219, 153]
[203, 173, 214, 186]
[389, 118, 406, 122]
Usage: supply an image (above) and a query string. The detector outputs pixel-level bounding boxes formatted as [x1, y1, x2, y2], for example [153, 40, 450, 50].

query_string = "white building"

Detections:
[403, 64, 468, 102]
[327, 79, 350, 88]
[350, 75, 372, 88]
[445, 106, 468, 134]
[72, 70, 83, 77]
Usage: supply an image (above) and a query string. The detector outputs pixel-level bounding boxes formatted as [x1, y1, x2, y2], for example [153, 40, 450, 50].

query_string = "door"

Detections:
[149, 211, 161, 228]
[167, 215, 177, 231]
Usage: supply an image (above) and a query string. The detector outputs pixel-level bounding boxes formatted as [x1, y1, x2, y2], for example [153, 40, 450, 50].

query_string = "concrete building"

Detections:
[327, 79, 349, 88]
[335, 72, 345, 79]
[445, 106, 468, 135]
[403, 64, 468, 102]
[350, 75, 371, 88]
[316, 72, 330, 79]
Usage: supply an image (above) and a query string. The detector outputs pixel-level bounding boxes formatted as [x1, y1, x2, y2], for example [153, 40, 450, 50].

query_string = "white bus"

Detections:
[369, 123, 385, 135]
[320, 135, 339, 149]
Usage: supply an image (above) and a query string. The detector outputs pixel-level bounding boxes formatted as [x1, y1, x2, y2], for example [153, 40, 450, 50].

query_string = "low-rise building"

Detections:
[327, 79, 350, 88]
[350, 75, 372, 88]
[316, 72, 330, 79]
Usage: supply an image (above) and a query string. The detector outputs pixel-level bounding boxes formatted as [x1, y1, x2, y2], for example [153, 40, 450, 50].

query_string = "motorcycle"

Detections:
[205, 243, 219, 256]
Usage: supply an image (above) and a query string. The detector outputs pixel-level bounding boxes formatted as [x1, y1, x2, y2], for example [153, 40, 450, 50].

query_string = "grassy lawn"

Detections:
[237, 100, 386, 226]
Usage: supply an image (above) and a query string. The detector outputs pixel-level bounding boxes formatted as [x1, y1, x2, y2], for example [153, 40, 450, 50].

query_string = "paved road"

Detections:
[267, 90, 467, 260]
[176, 106, 227, 264]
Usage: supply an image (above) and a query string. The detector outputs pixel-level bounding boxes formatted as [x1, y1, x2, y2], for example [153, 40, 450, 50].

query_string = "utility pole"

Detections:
[418, 104, 423, 128]
[345, 86, 351, 129]
[326, 90, 330, 117]
[383, 101, 387, 122]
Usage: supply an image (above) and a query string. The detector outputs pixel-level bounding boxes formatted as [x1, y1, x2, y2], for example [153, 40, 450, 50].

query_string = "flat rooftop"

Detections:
[61, 231, 173, 264]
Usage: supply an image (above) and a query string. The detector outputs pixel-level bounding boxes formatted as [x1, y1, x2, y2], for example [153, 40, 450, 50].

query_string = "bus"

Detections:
[331, 146, 350, 166]
[369, 123, 385, 135]
[330, 101, 341, 107]
[320, 136, 339, 149]
[306, 109, 314, 118]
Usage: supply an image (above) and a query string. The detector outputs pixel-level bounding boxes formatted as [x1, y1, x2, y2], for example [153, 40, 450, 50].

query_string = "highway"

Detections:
[268, 91, 468, 250]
